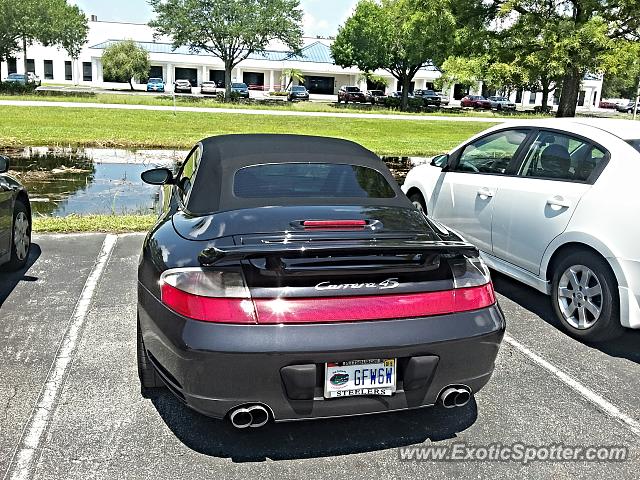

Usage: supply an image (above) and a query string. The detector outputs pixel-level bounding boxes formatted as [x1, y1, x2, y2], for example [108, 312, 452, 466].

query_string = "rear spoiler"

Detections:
[198, 239, 478, 266]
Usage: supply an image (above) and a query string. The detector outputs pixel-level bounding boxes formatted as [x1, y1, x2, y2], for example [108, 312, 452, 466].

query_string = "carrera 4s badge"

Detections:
[315, 278, 400, 291]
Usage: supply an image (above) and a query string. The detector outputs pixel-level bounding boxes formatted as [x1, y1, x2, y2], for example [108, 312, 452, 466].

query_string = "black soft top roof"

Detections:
[186, 134, 412, 215]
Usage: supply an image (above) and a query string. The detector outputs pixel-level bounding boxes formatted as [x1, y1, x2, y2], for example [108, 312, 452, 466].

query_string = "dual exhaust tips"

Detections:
[440, 386, 472, 408]
[229, 388, 471, 427]
[229, 404, 270, 428]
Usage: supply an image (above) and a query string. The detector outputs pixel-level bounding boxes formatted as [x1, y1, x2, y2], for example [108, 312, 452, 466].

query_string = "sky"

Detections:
[72, 0, 358, 37]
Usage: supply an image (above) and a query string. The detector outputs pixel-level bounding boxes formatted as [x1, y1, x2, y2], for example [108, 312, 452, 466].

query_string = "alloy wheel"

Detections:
[557, 265, 603, 329]
[13, 211, 30, 261]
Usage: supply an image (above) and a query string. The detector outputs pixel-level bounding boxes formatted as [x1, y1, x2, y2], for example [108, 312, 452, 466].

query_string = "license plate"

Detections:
[324, 359, 396, 398]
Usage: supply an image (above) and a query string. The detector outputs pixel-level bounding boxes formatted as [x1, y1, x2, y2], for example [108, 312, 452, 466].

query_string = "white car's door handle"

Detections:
[477, 187, 495, 198]
[547, 196, 571, 208]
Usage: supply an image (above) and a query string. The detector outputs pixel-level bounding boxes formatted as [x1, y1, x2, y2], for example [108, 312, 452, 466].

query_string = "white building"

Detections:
[0, 16, 603, 107]
[0, 17, 441, 95]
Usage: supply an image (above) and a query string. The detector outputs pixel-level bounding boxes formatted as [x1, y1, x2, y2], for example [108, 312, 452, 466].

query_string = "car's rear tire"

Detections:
[3, 199, 31, 271]
[137, 318, 165, 390]
[551, 250, 623, 342]
[408, 191, 427, 214]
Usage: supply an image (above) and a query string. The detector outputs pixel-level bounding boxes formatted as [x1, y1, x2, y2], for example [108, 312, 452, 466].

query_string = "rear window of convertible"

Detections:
[233, 163, 396, 198]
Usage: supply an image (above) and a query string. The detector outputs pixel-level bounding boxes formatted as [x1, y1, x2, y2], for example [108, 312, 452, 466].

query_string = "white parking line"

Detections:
[4, 234, 118, 480]
[504, 333, 640, 437]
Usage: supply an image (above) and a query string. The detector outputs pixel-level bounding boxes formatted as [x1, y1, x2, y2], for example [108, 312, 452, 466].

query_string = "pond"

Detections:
[0, 147, 430, 216]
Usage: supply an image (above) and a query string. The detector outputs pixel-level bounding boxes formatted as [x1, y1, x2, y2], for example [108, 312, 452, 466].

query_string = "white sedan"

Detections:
[402, 118, 640, 341]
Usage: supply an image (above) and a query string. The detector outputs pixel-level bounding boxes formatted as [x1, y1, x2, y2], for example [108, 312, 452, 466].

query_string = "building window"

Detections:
[27, 59, 35, 73]
[577, 90, 586, 106]
[82, 62, 92, 81]
[529, 91, 537, 104]
[8, 58, 17, 74]
[44, 60, 54, 80]
[65, 61, 72, 81]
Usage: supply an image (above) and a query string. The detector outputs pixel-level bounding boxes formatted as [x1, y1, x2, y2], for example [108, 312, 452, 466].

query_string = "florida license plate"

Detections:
[324, 359, 396, 398]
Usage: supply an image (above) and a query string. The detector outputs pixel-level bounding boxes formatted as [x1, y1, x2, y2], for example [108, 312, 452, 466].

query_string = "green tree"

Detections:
[149, 0, 303, 100]
[0, 0, 87, 77]
[102, 40, 151, 90]
[497, 1, 640, 117]
[282, 68, 305, 89]
[332, 0, 456, 110]
[0, 2, 19, 81]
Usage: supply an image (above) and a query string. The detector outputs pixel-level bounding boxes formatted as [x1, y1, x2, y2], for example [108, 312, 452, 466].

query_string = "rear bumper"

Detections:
[138, 283, 505, 421]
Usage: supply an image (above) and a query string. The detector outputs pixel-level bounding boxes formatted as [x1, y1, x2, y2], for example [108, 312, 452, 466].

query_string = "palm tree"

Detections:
[282, 68, 305, 90]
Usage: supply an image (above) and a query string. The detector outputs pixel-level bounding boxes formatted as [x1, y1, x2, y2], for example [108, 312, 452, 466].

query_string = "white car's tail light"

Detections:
[160, 268, 257, 323]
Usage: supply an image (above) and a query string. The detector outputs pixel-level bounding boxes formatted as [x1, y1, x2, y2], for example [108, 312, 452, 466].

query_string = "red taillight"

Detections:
[161, 283, 256, 323]
[253, 283, 495, 324]
[303, 220, 366, 230]
[159, 257, 496, 324]
[160, 268, 257, 323]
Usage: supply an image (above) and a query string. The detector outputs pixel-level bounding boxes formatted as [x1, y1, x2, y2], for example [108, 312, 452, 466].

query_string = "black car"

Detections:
[414, 89, 442, 107]
[0, 155, 32, 271]
[137, 135, 505, 428]
[287, 85, 310, 101]
[231, 82, 250, 99]
[174, 79, 192, 94]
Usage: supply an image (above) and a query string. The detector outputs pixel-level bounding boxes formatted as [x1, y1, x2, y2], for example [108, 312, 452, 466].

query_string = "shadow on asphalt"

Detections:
[492, 271, 640, 365]
[149, 391, 477, 463]
[0, 243, 41, 307]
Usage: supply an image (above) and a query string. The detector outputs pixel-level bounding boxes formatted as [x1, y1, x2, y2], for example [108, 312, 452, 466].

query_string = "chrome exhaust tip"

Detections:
[454, 388, 471, 407]
[440, 387, 459, 409]
[247, 405, 269, 428]
[229, 404, 271, 428]
[229, 408, 253, 429]
[440, 386, 472, 408]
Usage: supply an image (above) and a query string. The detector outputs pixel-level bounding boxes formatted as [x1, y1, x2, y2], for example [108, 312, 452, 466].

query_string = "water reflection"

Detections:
[1, 147, 186, 216]
[0, 147, 430, 216]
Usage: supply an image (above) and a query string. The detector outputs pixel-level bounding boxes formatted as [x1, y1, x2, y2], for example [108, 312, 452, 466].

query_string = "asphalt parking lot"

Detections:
[1, 233, 639, 479]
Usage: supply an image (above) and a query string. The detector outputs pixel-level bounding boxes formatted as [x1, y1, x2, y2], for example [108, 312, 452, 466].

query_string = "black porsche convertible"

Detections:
[137, 135, 505, 428]
[0, 155, 31, 271]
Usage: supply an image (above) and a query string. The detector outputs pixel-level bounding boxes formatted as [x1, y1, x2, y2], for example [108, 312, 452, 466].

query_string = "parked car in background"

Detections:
[616, 101, 639, 113]
[287, 85, 310, 101]
[338, 86, 366, 103]
[200, 81, 217, 95]
[174, 79, 192, 94]
[146, 78, 165, 93]
[461, 95, 492, 109]
[4, 74, 31, 85]
[598, 100, 617, 109]
[0, 155, 31, 271]
[403, 118, 640, 342]
[414, 89, 442, 107]
[389, 91, 415, 99]
[231, 82, 250, 98]
[365, 90, 387, 104]
[488, 96, 516, 111]
[26, 72, 41, 86]
[137, 134, 504, 427]
[437, 93, 450, 106]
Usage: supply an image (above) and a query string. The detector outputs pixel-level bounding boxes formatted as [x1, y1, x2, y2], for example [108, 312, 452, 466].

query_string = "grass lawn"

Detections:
[0, 92, 547, 119]
[33, 214, 157, 233]
[0, 105, 496, 156]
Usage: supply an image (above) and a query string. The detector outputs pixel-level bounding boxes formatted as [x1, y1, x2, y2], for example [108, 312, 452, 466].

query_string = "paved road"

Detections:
[0, 234, 638, 479]
[0, 99, 501, 123]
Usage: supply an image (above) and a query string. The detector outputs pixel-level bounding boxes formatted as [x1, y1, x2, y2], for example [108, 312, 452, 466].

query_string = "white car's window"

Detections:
[454, 129, 528, 174]
[518, 131, 606, 182]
